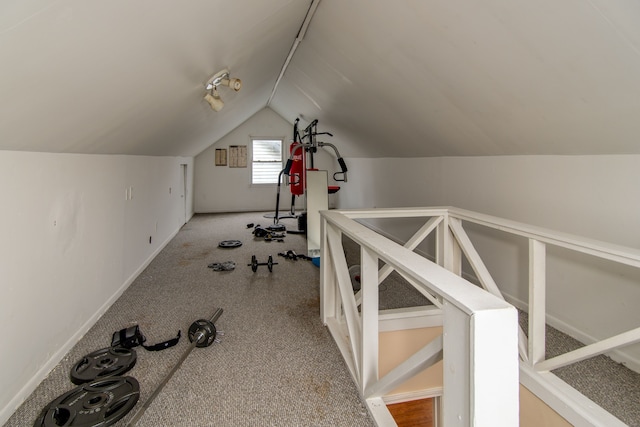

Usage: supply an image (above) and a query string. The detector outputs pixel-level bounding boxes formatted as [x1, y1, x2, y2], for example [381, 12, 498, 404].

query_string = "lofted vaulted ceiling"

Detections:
[2, 1, 640, 158]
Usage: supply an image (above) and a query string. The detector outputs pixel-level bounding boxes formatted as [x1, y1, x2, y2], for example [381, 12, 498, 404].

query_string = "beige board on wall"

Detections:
[379, 327, 444, 400]
[215, 149, 227, 166]
[520, 386, 573, 427]
[229, 145, 247, 168]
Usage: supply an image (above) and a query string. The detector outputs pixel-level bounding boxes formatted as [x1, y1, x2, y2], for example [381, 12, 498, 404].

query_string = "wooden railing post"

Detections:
[360, 246, 379, 394]
[443, 301, 519, 426]
[320, 218, 336, 324]
[438, 215, 462, 275]
[469, 306, 520, 426]
[442, 300, 471, 426]
[529, 239, 546, 365]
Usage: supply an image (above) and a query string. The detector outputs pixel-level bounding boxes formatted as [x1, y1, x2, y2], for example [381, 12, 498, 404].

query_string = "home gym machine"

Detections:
[272, 118, 348, 256]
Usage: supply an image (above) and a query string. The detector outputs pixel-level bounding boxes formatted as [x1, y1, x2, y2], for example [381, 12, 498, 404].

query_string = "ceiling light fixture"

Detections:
[204, 68, 242, 112]
[204, 87, 224, 112]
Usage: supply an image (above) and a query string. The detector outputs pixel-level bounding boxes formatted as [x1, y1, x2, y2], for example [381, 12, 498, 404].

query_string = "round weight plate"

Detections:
[218, 240, 242, 248]
[266, 223, 286, 232]
[188, 319, 216, 348]
[262, 212, 295, 219]
[253, 228, 268, 238]
[70, 347, 137, 385]
[34, 376, 140, 427]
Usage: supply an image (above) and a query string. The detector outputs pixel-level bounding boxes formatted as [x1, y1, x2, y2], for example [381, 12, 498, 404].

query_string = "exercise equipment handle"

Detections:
[316, 141, 348, 182]
[337, 157, 348, 173]
[282, 159, 293, 175]
[334, 157, 348, 182]
[304, 119, 319, 134]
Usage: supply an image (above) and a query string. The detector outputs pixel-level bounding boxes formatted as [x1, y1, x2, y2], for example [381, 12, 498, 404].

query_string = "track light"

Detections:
[204, 68, 242, 111]
[204, 88, 224, 112]
[221, 77, 242, 91]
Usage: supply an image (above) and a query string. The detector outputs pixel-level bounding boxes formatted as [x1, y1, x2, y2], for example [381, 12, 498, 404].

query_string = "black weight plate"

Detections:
[266, 223, 286, 232]
[249, 255, 258, 272]
[188, 319, 217, 348]
[218, 240, 242, 248]
[253, 228, 268, 238]
[34, 376, 140, 427]
[70, 347, 137, 385]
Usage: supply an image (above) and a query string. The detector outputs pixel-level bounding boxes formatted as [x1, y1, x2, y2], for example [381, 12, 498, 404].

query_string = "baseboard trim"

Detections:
[0, 227, 180, 426]
[503, 294, 640, 374]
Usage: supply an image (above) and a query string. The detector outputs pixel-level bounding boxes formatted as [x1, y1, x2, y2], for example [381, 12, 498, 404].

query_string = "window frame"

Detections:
[251, 137, 284, 185]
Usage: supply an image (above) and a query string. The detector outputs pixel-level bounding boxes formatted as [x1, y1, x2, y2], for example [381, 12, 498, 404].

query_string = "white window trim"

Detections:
[251, 137, 284, 185]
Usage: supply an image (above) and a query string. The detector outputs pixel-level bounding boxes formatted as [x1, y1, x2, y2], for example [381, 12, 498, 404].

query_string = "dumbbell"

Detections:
[248, 255, 278, 272]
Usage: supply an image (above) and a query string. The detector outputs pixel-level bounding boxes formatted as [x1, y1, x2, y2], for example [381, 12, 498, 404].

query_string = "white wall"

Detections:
[0, 151, 193, 424]
[337, 155, 640, 370]
[194, 108, 342, 213]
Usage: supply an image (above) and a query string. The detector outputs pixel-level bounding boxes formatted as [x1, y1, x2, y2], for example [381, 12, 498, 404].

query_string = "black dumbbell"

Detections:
[248, 255, 278, 272]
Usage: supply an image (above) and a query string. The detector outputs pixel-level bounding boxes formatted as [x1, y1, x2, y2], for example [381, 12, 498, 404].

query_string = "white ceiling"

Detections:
[2, 0, 640, 158]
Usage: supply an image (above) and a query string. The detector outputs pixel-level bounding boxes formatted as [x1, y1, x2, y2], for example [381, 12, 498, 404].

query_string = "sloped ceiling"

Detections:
[271, 0, 640, 157]
[2, 1, 640, 158]
[0, 0, 309, 156]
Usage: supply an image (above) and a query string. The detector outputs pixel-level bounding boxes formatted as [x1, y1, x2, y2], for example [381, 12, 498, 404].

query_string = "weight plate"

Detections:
[34, 376, 140, 427]
[188, 319, 217, 348]
[266, 224, 286, 232]
[249, 255, 258, 272]
[253, 228, 268, 238]
[207, 261, 236, 271]
[262, 212, 295, 219]
[218, 240, 242, 248]
[70, 347, 137, 385]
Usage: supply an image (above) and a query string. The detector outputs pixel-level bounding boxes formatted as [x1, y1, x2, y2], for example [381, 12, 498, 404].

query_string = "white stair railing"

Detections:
[320, 209, 519, 426]
[320, 207, 640, 426]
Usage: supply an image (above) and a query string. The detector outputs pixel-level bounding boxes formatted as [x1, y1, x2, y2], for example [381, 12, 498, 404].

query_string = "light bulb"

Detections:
[204, 92, 224, 112]
[222, 78, 242, 91]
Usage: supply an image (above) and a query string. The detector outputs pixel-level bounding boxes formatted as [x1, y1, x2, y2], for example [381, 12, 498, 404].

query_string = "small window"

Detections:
[252, 139, 283, 184]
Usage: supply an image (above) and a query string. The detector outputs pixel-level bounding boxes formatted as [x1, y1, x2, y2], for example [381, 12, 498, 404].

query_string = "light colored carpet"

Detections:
[7, 212, 377, 427]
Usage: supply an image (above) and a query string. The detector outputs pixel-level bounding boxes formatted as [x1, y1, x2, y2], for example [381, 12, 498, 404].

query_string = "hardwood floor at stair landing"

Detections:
[387, 398, 434, 427]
